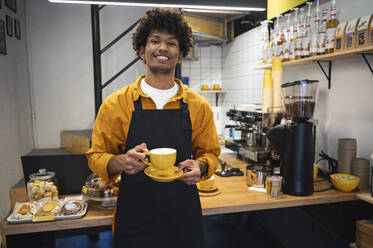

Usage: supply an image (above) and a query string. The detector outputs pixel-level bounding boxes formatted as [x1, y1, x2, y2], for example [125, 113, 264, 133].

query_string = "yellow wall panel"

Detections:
[268, 0, 307, 20]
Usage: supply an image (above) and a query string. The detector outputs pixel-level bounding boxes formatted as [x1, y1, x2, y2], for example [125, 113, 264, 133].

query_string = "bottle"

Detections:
[325, 0, 339, 54]
[274, 15, 284, 61]
[268, 27, 275, 64]
[291, 8, 299, 60]
[310, 0, 320, 57]
[283, 14, 292, 62]
[318, 7, 328, 55]
[289, 8, 297, 61]
[295, 8, 304, 60]
[302, 2, 312, 58]
[258, 21, 268, 65]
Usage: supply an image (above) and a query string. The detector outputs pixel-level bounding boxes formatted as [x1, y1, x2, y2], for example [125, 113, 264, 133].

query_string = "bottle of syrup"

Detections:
[325, 0, 339, 54]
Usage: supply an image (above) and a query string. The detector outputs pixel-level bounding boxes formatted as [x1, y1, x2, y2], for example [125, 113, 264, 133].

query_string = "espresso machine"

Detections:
[225, 108, 282, 163]
[267, 79, 319, 196]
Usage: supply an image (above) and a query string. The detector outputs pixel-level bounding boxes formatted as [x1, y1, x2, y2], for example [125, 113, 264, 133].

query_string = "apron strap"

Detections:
[180, 100, 189, 131]
[134, 97, 143, 111]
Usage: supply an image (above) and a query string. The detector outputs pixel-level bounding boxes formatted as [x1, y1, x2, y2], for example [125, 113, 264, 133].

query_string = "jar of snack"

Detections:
[27, 168, 59, 201]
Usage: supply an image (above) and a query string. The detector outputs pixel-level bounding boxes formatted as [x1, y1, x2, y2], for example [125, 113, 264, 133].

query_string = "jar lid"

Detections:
[29, 168, 56, 181]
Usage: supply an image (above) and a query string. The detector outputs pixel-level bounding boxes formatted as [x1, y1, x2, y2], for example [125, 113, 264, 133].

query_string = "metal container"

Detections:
[246, 164, 273, 188]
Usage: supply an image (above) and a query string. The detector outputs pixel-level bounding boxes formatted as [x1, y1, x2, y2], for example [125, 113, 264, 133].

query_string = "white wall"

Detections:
[221, 27, 263, 132]
[182, 46, 223, 134]
[221, 0, 373, 162]
[0, 0, 34, 242]
[26, 1, 146, 148]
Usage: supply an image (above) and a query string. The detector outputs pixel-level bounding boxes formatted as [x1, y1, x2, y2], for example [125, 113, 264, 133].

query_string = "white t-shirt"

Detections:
[141, 78, 179, 109]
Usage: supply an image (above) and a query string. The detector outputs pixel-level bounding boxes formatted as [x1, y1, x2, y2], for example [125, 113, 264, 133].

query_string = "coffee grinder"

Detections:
[267, 79, 319, 196]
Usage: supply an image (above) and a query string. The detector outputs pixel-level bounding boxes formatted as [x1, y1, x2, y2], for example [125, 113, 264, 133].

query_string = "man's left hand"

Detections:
[176, 159, 201, 185]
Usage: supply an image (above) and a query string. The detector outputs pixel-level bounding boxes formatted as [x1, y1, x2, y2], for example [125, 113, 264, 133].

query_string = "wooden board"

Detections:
[218, 153, 251, 170]
[184, 15, 224, 39]
[60, 131, 91, 154]
[200, 174, 357, 216]
[356, 192, 373, 205]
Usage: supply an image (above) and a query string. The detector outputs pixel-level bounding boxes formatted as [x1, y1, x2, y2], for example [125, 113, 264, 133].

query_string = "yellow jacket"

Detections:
[86, 75, 220, 182]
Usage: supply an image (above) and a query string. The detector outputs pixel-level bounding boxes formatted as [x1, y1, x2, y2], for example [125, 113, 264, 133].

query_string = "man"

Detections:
[86, 8, 220, 248]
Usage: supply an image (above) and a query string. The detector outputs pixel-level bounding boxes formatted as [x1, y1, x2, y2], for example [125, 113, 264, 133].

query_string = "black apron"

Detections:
[114, 97, 204, 248]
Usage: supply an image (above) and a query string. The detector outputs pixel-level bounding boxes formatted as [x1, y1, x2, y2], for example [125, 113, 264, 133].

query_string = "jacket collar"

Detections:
[133, 75, 187, 103]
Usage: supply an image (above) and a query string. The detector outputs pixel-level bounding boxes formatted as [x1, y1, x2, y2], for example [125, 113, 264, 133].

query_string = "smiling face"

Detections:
[139, 30, 183, 75]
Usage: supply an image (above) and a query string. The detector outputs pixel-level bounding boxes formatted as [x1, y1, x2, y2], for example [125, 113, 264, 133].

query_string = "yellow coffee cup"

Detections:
[199, 176, 216, 189]
[212, 84, 221, 90]
[143, 148, 177, 177]
[201, 84, 210, 91]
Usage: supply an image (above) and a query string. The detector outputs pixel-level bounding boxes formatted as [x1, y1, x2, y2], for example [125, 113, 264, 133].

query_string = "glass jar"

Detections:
[265, 175, 283, 199]
[27, 168, 59, 201]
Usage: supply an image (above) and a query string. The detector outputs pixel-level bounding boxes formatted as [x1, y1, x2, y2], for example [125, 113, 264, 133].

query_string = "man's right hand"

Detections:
[107, 143, 149, 176]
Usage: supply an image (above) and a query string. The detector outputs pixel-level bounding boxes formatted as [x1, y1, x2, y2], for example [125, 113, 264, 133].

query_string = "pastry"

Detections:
[36, 202, 60, 216]
[13, 202, 38, 219]
[60, 201, 83, 215]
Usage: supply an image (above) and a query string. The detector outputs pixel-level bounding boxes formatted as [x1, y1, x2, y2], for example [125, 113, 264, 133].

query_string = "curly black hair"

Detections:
[132, 8, 193, 59]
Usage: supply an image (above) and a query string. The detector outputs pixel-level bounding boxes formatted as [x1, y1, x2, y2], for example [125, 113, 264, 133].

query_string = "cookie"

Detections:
[60, 201, 83, 215]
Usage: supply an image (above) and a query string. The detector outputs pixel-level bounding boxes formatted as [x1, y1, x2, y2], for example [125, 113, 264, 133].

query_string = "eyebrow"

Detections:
[150, 34, 178, 41]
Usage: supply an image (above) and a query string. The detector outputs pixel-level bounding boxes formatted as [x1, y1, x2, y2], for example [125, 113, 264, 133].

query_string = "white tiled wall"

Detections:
[221, 27, 263, 133]
[181, 46, 223, 105]
[182, 46, 224, 135]
[181, 29, 263, 135]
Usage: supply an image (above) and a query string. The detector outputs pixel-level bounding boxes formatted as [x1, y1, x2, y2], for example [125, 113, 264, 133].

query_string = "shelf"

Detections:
[197, 90, 227, 106]
[255, 45, 373, 70]
[197, 90, 227, 93]
[255, 45, 373, 89]
[356, 191, 373, 205]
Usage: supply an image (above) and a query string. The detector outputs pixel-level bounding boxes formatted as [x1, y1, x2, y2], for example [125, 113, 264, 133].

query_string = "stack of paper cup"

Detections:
[337, 138, 357, 174]
[352, 158, 370, 190]
[271, 57, 282, 113]
[262, 69, 273, 113]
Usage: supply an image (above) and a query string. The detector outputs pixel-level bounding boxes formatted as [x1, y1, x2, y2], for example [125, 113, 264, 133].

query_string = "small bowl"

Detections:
[330, 173, 360, 193]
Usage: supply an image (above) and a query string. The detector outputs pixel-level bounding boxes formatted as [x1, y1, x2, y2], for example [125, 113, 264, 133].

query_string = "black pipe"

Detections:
[102, 57, 141, 89]
[91, 5, 102, 117]
[175, 63, 181, 79]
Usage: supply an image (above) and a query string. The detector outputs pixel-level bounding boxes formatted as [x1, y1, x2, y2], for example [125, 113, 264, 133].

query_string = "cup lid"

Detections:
[281, 79, 319, 88]
[29, 168, 56, 181]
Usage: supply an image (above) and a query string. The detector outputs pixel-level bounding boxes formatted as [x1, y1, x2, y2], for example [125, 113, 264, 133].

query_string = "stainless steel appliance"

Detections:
[225, 109, 282, 163]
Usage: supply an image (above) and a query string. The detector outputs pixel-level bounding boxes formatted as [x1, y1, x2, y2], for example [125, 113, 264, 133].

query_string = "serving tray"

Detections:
[7, 201, 88, 224]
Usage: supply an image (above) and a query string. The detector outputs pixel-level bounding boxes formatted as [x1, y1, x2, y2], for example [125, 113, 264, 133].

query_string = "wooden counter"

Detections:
[1, 153, 359, 241]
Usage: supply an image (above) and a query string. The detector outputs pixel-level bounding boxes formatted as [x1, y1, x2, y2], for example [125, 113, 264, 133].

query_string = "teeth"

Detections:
[156, 56, 168, 60]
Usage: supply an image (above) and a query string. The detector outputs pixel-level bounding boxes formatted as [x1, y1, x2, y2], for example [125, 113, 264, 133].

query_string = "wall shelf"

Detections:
[255, 45, 373, 70]
[197, 90, 227, 106]
[255, 45, 373, 89]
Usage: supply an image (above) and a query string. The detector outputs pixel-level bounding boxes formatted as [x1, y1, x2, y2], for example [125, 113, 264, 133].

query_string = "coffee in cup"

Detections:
[143, 148, 177, 177]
